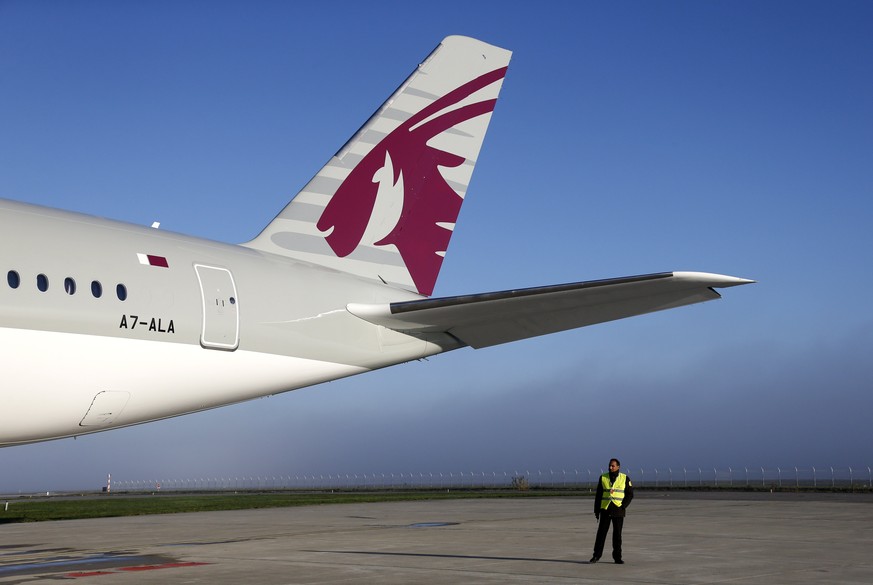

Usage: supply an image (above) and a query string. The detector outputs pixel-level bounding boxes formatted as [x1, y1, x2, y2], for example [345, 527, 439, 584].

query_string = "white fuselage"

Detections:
[0, 199, 452, 446]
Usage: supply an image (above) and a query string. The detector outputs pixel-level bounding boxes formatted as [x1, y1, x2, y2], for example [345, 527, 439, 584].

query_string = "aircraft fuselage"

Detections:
[0, 198, 450, 445]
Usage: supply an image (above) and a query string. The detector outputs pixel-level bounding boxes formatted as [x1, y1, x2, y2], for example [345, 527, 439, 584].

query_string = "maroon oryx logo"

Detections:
[316, 66, 508, 296]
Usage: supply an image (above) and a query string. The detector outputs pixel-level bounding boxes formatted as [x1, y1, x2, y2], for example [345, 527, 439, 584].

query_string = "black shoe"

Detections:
[589, 556, 599, 563]
[614, 559, 624, 564]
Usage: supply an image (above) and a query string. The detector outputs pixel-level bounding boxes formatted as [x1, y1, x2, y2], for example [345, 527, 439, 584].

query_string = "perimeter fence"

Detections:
[110, 465, 873, 493]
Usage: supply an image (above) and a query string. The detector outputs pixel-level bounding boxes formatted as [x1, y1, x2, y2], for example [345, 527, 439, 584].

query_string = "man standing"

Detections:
[590, 458, 633, 564]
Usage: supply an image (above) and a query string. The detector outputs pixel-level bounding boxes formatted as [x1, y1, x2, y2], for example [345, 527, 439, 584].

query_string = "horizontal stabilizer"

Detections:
[347, 272, 754, 349]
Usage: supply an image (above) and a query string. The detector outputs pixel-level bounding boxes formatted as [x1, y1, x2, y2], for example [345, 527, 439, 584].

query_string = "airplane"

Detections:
[0, 36, 751, 447]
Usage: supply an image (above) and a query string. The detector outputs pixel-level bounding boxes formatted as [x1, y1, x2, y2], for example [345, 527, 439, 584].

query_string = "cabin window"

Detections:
[7, 272, 128, 301]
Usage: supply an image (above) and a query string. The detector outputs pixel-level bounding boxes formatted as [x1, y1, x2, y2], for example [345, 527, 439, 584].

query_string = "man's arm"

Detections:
[623, 476, 634, 508]
[594, 477, 603, 516]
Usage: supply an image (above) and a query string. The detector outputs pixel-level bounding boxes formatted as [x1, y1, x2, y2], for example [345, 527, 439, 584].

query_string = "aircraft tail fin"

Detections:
[244, 36, 512, 296]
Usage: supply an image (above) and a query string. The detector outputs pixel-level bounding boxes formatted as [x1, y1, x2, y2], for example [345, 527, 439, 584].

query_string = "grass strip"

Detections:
[0, 489, 585, 524]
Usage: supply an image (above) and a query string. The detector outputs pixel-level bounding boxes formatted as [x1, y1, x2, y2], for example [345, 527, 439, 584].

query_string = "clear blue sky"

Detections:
[1, 1, 871, 492]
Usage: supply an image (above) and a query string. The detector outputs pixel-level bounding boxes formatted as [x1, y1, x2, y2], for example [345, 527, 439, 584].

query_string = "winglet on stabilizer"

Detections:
[347, 271, 754, 349]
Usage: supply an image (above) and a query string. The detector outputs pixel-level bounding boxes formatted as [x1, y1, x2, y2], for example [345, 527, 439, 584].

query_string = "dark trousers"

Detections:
[593, 514, 624, 560]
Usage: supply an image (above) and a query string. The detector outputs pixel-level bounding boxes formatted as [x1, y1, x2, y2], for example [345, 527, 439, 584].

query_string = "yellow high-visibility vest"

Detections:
[600, 472, 627, 509]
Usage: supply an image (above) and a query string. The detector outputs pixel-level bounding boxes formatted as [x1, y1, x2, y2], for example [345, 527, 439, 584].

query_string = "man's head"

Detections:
[609, 459, 621, 472]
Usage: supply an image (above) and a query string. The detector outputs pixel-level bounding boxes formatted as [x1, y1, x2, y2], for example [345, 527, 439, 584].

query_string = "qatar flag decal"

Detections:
[137, 253, 169, 268]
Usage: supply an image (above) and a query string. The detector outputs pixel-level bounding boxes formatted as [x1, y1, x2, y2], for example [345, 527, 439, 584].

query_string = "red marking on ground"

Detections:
[119, 562, 208, 572]
[65, 562, 208, 578]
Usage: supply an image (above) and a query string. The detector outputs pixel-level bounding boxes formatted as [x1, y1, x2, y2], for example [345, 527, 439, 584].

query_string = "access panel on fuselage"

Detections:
[194, 264, 239, 350]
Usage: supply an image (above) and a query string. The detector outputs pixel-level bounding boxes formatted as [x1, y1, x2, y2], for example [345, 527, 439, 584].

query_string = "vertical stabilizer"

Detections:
[244, 36, 512, 296]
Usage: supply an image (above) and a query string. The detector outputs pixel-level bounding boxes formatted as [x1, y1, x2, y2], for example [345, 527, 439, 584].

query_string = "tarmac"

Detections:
[1, 491, 872, 584]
